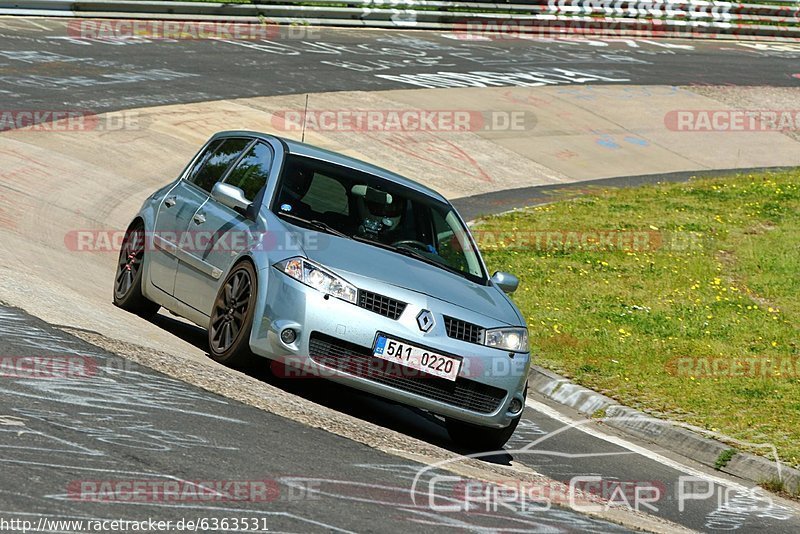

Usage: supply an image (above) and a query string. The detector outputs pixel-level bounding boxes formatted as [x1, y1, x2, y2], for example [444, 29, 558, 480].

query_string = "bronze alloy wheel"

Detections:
[208, 261, 257, 366]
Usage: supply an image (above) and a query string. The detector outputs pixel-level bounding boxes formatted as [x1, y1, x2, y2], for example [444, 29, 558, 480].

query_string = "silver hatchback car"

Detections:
[114, 131, 530, 450]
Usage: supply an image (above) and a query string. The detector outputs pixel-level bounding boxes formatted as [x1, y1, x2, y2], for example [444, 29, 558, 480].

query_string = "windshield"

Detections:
[271, 155, 487, 284]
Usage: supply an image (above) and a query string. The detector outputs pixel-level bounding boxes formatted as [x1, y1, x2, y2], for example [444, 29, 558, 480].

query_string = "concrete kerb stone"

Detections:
[527, 365, 800, 494]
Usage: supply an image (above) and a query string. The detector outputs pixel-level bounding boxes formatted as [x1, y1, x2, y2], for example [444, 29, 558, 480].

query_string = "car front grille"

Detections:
[444, 316, 485, 345]
[308, 332, 506, 414]
[357, 289, 406, 320]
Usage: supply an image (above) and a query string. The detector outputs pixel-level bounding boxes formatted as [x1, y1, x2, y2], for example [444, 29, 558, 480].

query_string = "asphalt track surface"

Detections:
[0, 19, 798, 116]
[2, 306, 800, 533]
[0, 305, 636, 533]
[2, 16, 800, 533]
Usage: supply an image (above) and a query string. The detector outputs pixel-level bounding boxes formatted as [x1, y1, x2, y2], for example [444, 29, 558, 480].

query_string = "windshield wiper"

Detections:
[392, 245, 466, 278]
[351, 235, 465, 278]
[276, 212, 349, 239]
[350, 234, 396, 252]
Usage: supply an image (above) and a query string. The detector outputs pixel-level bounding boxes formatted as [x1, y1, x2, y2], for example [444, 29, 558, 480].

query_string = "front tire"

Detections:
[113, 221, 160, 318]
[208, 261, 257, 367]
[446, 414, 522, 452]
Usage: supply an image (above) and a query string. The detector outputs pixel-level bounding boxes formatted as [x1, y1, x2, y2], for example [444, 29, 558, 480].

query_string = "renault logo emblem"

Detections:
[416, 310, 434, 332]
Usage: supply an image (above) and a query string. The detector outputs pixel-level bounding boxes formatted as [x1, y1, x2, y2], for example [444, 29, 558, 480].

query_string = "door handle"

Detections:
[164, 197, 177, 208]
[193, 213, 206, 225]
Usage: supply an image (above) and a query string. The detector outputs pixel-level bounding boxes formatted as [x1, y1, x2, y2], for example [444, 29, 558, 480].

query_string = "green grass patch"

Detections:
[478, 170, 800, 466]
[715, 448, 737, 470]
[759, 477, 800, 497]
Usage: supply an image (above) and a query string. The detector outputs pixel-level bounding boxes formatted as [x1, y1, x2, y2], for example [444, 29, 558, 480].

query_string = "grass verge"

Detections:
[478, 171, 800, 466]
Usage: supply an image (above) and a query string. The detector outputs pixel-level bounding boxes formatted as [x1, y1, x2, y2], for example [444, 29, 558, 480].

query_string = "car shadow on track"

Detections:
[149, 311, 514, 465]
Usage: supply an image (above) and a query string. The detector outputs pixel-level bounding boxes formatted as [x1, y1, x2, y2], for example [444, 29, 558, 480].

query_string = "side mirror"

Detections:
[212, 182, 251, 213]
[492, 271, 519, 294]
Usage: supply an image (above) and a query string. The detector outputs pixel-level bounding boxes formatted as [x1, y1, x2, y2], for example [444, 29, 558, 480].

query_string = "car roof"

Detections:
[213, 130, 449, 204]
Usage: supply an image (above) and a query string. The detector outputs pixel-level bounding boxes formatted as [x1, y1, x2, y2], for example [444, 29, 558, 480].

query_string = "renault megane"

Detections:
[114, 131, 530, 450]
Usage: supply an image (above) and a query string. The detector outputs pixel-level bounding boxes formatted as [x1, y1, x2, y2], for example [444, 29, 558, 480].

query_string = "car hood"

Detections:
[297, 231, 522, 326]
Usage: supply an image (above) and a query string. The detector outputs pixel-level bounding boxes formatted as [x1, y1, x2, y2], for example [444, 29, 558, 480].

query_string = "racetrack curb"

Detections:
[527, 364, 800, 494]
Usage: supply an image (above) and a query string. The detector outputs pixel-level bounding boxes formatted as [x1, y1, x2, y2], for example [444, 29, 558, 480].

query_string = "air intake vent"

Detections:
[444, 316, 484, 344]
[309, 333, 506, 414]
[358, 290, 406, 320]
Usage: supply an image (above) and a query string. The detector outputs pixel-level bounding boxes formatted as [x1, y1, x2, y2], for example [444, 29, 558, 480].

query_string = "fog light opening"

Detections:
[280, 328, 297, 345]
[508, 398, 523, 415]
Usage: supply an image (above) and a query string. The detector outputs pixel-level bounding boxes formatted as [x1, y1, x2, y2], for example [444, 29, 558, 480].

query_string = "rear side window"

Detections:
[186, 138, 251, 192]
[224, 142, 274, 202]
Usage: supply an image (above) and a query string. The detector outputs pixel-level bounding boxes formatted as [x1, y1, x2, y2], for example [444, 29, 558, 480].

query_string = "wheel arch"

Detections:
[126, 216, 146, 231]
[209, 254, 262, 364]
[230, 253, 271, 354]
[124, 216, 154, 302]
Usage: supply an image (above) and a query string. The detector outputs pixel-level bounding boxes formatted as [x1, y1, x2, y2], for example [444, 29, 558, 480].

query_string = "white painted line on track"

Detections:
[525, 397, 750, 492]
[24, 18, 52, 31]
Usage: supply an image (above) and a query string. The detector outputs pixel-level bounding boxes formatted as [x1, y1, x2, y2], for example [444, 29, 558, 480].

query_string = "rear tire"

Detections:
[113, 221, 160, 319]
[446, 414, 522, 452]
[208, 261, 257, 367]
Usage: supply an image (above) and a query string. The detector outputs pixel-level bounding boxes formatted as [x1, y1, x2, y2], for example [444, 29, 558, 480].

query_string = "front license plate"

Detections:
[373, 335, 461, 381]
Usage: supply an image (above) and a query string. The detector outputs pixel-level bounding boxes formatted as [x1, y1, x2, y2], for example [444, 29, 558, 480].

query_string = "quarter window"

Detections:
[224, 142, 275, 202]
[186, 138, 251, 193]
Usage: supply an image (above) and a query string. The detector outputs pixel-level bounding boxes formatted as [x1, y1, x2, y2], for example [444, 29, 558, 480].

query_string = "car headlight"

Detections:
[275, 257, 357, 305]
[484, 327, 529, 352]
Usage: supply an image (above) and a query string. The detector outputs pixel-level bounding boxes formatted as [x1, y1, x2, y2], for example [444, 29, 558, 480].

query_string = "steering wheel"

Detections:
[392, 240, 431, 252]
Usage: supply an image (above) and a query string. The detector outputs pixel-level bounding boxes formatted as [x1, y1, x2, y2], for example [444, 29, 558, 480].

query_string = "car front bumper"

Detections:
[250, 266, 530, 429]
